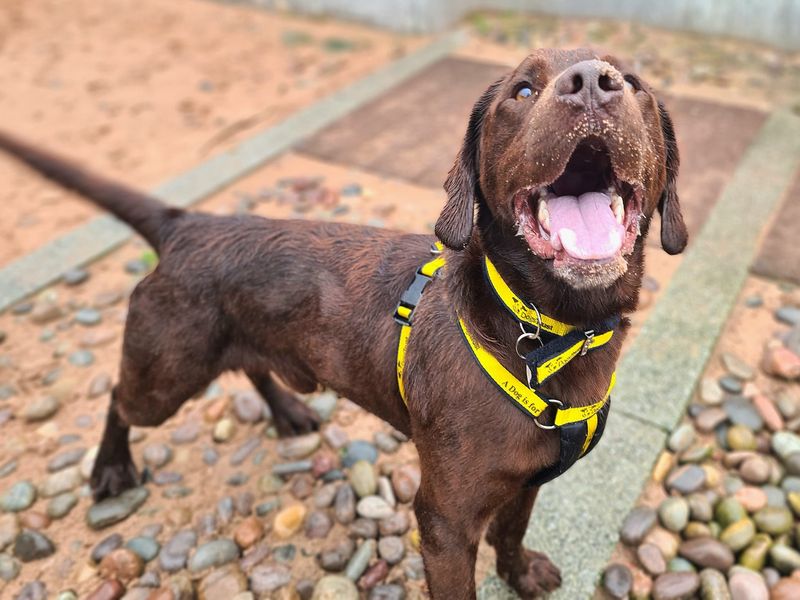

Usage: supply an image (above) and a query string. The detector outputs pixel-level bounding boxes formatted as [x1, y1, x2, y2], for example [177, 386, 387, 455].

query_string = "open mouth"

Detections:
[514, 137, 643, 268]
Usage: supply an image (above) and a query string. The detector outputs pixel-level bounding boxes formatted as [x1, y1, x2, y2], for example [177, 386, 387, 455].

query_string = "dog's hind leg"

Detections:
[485, 486, 561, 598]
[246, 370, 320, 437]
[90, 387, 140, 500]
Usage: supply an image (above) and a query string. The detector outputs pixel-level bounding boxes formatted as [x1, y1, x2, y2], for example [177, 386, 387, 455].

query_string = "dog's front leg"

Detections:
[486, 486, 561, 598]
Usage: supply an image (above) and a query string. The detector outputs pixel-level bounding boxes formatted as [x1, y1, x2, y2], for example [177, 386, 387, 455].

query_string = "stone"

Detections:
[720, 518, 755, 551]
[91, 533, 124, 563]
[1, 481, 36, 512]
[739, 534, 770, 571]
[277, 433, 321, 459]
[48, 447, 87, 472]
[699, 378, 724, 405]
[753, 395, 784, 431]
[358, 559, 388, 590]
[189, 538, 240, 572]
[658, 497, 689, 532]
[305, 510, 333, 539]
[349, 460, 377, 498]
[322, 424, 349, 449]
[312, 575, 359, 600]
[81, 330, 117, 349]
[377, 536, 405, 565]
[768, 544, 800, 574]
[142, 443, 172, 469]
[668, 424, 696, 453]
[86, 579, 124, 600]
[719, 376, 743, 394]
[734, 486, 768, 512]
[159, 529, 197, 572]
[357, 496, 394, 520]
[342, 441, 378, 467]
[773, 431, 800, 460]
[68, 350, 95, 366]
[722, 353, 755, 380]
[47, 492, 78, 519]
[715, 497, 746, 527]
[213, 418, 235, 442]
[379, 512, 410, 537]
[87, 487, 149, 529]
[272, 460, 313, 476]
[13, 529, 56, 562]
[699, 568, 731, 600]
[728, 568, 766, 600]
[0, 553, 20, 581]
[318, 538, 355, 571]
[724, 398, 763, 431]
[776, 305, 800, 325]
[390, 464, 420, 503]
[309, 391, 338, 421]
[75, 308, 102, 326]
[30, 302, 63, 324]
[274, 504, 307, 538]
[171, 421, 200, 444]
[369, 584, 405, 600]
[22, 396, 59, 422]
[727, 426, 757, 451]
[99, 548, 144, 581]
[0, 514, 20, 551]
[652, 572, 700, 600]
[250, 564, 291, 594]
[753, 505, 793, 535]
[345, 539, 375, 580]
[198, 564, 247, 599]
[602, 563, 633, 599]
[231, 390, 265, 423]
[126, 536, 160, 562]
[621, 506, 658, 546]
[678, 538, 734, 571]
[40, 466, 82, 497]
[770, 577, 800, 600]
[233, 516, 263, 548]
[334, 484, 357, 524]
[761, 346, 800, 379]
[739, 456, 770, 484]
[695, 408, 727, 432]
[666, 465, 706, 494]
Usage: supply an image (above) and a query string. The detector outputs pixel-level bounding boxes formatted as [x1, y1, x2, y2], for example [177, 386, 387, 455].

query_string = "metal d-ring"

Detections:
[534, 397, 564, 430]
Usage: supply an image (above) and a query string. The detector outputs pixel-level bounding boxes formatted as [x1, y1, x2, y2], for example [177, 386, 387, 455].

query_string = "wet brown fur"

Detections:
[0, 48, 686, 599]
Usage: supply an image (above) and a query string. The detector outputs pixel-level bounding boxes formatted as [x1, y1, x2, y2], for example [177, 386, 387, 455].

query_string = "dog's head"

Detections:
[436, 48, 686, 292]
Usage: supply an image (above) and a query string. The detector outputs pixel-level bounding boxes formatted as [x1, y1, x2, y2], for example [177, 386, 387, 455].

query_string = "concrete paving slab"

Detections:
[752, 170, 800, 284]
[0, 29, 466, 314]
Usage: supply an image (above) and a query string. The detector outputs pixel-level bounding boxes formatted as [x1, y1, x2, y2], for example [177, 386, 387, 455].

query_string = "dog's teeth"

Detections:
[537, 200, 551, 233]
[611, 193, 624, 224]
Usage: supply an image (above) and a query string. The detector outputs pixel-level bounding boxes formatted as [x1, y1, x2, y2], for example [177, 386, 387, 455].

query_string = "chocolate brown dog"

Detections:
[0, 48, 686, 599]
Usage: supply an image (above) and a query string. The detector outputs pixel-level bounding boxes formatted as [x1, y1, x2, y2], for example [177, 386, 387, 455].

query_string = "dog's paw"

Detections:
[90, 461, 140, 501]
[273, 396, 321, 437]
[501, 550, 562, 599]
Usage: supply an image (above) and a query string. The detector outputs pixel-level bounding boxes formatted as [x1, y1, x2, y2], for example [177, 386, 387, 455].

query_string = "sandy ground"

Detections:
[0, 0, 422, 265]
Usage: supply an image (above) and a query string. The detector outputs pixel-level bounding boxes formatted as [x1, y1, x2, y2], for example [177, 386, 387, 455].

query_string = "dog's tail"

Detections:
[0, 130, 177, 251]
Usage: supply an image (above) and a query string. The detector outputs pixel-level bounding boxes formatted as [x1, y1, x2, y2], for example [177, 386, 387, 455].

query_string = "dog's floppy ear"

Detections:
[435, 81, 500, 250]
[657, 100, 687, 254]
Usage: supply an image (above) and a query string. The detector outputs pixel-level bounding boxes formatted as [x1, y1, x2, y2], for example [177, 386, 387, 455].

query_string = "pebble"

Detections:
[761, 346, 800, 379]
[350, 518, 378, 539]
[232, 390, 265, 423]
[188, 538, 240, 572]
[126, 536, 160, 562]
[374, 432, 400, 454]
[91, 533, 124, 563]
[721, 352, 755, 380]
[312, 575, 359, 600]
[739, 455, 770, 483]
[1, 481, 37, 512]
[213, 418, 236, 443]
[62, 268, 90, 286]
[666, 464, 706, 494]
[668, 424, 696, 453]
[678, 538, 734, 571]
[198, 564, 247, 598]
[715, 497, 747, 527]
[75, 308, 102, 326]
[159, 529, 197, 572]
[350, 460, 377, 498]
[379, 512, 410, 536]
[358, 559, 388, 590]
[305, 510, 333, 539]
[728, 568, 768, 600]
[740, 534, 771, 571]
[776, 305, 800, 326]
[357, 496, 394, 520]
[171, 421, 200, 444]
[334, 484, 357, 524]
[99, 548, 144, 581]
[142, 443, 172, 469]
[770, 577, 800, 600]
[86, 487, 149, 529]
[752, 394, 784, 431]
[68, 350, 95, 366]
[13, 529, 56, 562]
[390, 464, 420, 503]
[86, 579, 124, 600]
[637, 542, 666, 575]
[699, 378, 724, 405]
[29, 302, 62, 324]
[652, 572, 700, 600]
[695, 408, 727, 432]
[23, 396, 59, 422]
[369, 584, 406, 600]
[768, 544, 800, 573]
[250, 564, 292, 594]
[727, 425, 757, 451]
[621, 506, 658, 545]
[308, 391, 338, 421]
[345, 539, 375, 580]
[230, 436, 260, 466]
[273, 460, 313, 476]
[277, 433, 321, 459]
[0, 553, 20, 581]
[318, 538, 356, 571]
[602, 563, 633, 599]
[322, 425, 349, 449]
[719, 518, 755, 551]
[378, 536, 405, 565]
[46, 492, 78, 519]
[699, 568, 731, 600]
[40, 466, 82, 497]
[753, 505, 793, 534]
[233, 516, 263, 548]
[719, 375, 743, 394]
[724, 397, 763, 431]
[658, 497, 689, 532]
[48, 447, 87, 472]
[342, 441, 378, 467]
[273, 504, 307, 538]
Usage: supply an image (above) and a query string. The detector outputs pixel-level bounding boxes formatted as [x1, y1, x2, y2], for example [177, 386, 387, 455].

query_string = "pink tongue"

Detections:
[547, 192, 623, 260]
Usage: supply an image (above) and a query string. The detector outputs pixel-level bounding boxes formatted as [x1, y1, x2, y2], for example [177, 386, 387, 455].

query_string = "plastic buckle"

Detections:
[393, 270, 433, 325]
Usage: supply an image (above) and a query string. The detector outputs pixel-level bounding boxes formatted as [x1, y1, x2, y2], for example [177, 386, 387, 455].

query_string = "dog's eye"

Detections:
[515, 86, 533, 101]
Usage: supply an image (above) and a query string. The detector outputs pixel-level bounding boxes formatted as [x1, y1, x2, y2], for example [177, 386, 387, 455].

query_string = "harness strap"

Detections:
[395, 242, 445, 405]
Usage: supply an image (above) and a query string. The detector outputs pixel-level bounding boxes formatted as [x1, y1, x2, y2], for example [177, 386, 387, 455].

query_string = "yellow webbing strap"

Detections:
[484, 257, 575, 336]
[397, 245, 446, 405]
[458, 316, 550, 418]
[554, 371, 615, 427]
[581, 414, 599, 455]
[534, 330, 614, 383]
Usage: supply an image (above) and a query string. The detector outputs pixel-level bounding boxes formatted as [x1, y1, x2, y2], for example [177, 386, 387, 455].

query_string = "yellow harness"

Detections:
[393, 244, 619, 486]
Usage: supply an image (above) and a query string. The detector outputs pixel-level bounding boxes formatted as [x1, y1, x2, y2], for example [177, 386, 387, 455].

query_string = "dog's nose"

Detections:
[554, 60, 623, 111]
